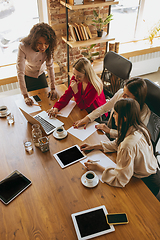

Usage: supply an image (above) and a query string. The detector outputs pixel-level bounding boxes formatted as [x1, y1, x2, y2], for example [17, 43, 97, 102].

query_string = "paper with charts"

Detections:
[57, 100, 76, 118]
[67, 121, 97, 141]
[80, 149, 117, 182]
[15, 95, 41, 113]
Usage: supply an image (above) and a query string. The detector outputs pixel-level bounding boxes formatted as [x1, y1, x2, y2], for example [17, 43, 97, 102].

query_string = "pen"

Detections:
[89, 160, 100, 163]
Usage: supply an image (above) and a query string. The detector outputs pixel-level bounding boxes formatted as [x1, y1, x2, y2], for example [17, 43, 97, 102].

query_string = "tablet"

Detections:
[71, 205, 115, 240]
[0, 170, 32, 205]
[53, 145, 86, 168]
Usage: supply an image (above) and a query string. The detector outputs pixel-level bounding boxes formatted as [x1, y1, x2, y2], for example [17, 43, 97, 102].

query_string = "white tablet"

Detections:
[0, 170, 32, 205]
[53, 145, 86, 169]
[71, 205, 115, 240]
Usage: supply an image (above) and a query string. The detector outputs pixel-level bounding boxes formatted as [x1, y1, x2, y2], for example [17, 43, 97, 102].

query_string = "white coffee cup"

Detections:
[0, 105, 8, 115]
[55, 126, 65, 137]
[85, 171, 96, 183]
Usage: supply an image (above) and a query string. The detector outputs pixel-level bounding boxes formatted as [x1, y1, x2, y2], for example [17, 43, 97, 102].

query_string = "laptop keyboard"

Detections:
[34, 115, 55, 134]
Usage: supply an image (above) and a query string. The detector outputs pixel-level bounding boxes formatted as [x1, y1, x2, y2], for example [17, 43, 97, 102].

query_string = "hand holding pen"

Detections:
[84, 160, 105, 172]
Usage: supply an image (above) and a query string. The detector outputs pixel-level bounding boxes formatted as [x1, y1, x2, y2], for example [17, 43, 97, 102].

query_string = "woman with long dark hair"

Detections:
[81, 98, 160, 197]
[17, 22, 57, 105]
[74, 78, 150, 139]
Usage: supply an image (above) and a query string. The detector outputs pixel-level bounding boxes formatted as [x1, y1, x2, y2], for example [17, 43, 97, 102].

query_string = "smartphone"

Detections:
[33, 95, 42, 102]
[106, 213, 128, 225]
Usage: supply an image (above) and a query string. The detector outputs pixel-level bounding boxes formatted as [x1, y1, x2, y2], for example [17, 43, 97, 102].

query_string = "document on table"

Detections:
[67, 121, 97, 141]
[15, 95, 41, 113]
[80, 150, 117, 182]
[57, 100, 76, 118]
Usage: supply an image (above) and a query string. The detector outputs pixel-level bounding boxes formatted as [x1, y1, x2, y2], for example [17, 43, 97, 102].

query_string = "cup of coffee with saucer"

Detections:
[81, 171, 99, 188]
[53, 126, 68, 139]
[0, 105, 10, 117]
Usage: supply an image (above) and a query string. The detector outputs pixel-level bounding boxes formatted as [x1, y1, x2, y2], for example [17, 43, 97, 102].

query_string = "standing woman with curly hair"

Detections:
[16, 22, 57, 105]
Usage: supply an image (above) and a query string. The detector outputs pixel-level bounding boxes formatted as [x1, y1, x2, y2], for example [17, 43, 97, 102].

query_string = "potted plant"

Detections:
[92, 10, 113, 37]
[81, 44, 99, 64]
[148, 21, 160, 46]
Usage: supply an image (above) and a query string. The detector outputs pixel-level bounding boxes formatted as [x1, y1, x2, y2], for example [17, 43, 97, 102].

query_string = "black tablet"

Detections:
[71, 205, 115, 240]
[0, 170, 32, 205]
[53, 145, 86, 168]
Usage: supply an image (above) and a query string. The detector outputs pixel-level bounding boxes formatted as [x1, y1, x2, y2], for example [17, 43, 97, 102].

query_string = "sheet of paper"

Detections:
[67, 121, 97, 141]
[57, 100, 76, 118]
[80, 150, 116, 182]
[15, 95, 41, 113]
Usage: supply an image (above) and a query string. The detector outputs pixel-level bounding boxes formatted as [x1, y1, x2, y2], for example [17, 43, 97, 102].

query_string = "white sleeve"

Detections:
[88, 89, 123, 122]
[102, 147, 135, 187]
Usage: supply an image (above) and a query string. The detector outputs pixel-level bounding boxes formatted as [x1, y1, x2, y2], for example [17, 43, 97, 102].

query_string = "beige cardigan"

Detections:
[88, 88, 151, 138]
[16, 42, 55, 96]
[100, 127, 158, 187]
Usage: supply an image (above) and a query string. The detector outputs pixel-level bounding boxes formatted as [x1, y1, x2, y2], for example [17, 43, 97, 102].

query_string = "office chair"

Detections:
[144, 78, 160, 166]
[101, 51, 132, 98]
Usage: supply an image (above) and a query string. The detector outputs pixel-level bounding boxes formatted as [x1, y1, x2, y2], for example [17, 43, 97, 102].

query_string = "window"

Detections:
[0, 0, 48, 67]
[110, 0, 160, 43]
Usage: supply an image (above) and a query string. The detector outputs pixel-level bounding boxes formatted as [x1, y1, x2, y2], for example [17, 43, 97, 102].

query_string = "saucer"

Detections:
[81, 172, 99, 188]
[53, 130, 68, 139]
[0, 110, 11, 118]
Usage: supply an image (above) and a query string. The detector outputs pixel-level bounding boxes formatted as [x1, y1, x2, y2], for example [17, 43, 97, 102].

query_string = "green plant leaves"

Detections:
[92, 10, 113, 31]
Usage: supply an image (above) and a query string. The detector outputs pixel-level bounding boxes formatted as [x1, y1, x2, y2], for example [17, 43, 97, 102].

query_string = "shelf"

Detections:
[60, 1, 119, 10]
[62, 33, 115, 48]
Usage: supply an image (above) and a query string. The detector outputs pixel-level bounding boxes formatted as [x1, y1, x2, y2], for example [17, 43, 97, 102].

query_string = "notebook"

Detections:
[19, 108, 64, 135]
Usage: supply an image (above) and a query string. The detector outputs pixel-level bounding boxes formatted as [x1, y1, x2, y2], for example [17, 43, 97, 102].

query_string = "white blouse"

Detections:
[100, 127, 158, 187]
[88, 89, 151, 138]
[16, 42, 55, 96]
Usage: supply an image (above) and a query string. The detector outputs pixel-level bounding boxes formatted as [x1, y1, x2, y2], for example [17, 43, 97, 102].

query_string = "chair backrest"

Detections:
[103, 51, 132, 80]
[144, 78, 160, 117]
[144, 79, 160, 155]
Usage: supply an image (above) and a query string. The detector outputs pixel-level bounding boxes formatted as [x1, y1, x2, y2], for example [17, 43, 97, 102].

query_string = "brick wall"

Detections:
[48, 0, 109, 84]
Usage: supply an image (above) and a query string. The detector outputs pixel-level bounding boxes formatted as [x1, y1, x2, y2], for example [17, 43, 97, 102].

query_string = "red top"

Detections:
[54, 76, 108, 116]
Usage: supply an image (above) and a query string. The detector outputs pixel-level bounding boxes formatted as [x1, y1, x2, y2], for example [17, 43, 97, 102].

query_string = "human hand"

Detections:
[81, 143, 103, 153]
[70, 80, 78, 94]
[84, 160, 105, 172]
[47, 89, 58, 101]
[95, 124, 110, 134]
[80, 143, 95, 152]
[24, 97, 34, 106]
[47, 107, 59, 118]
[73, 116, 90, 129]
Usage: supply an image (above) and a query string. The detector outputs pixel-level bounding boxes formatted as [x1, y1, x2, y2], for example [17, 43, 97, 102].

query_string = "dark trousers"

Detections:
[141, 168, 160, 196]
[25, 72, 48, 92]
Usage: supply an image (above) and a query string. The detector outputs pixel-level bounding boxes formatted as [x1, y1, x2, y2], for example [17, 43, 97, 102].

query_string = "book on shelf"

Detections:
[81, 23, 89, 40]
[83, 23, 93, 39]
[68, 23, 93, 41]
[80, 23, 88, 40]
[75, 23, 84, 41]
[73, 24, 81, 41]
[79, 24, 86, 40]
[68, 23, 77, 41]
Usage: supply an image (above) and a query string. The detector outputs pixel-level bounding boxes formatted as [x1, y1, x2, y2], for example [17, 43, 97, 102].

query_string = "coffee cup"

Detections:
[0, 105, 8, 115]
[85, 171, 96, 183]
[55, 126, 65, 137]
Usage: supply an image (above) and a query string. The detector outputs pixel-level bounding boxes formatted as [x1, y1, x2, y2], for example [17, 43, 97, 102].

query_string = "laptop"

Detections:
[19, 108, 64, 135]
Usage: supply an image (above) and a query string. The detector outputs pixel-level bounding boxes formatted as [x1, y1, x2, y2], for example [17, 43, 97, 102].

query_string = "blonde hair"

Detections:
[73, 57, 103, 96]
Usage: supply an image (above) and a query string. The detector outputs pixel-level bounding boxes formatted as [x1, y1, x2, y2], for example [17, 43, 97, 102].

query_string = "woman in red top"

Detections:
[47, 57, 107, 118]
